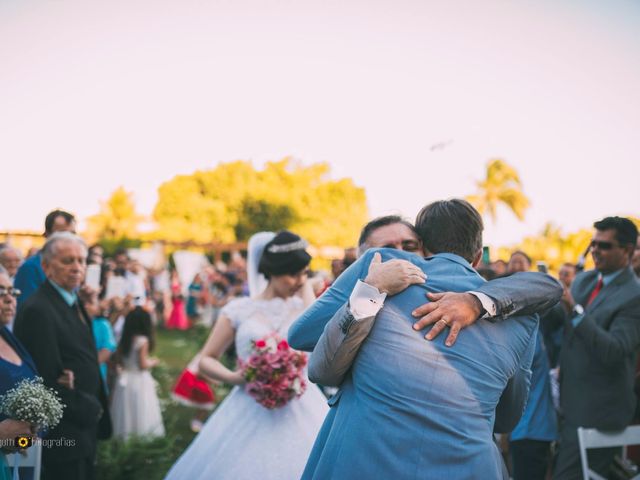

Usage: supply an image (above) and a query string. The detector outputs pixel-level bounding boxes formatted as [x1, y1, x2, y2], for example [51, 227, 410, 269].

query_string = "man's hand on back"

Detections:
[364, 252, 426, 296]
[411, 292, 484, 347]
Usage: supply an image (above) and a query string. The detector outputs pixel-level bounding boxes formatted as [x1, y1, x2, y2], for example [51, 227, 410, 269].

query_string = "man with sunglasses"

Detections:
[554, 216, 640, 480]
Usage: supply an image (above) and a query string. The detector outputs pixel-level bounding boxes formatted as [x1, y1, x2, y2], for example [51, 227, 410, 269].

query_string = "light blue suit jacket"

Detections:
[289, 249, 540, 480]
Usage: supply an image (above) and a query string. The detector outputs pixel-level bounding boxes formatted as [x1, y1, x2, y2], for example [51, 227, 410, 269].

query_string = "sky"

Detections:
[1, 0, 639, 247]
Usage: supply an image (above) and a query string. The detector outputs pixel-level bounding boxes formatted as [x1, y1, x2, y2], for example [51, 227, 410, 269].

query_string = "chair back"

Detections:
[577, 426, 640, 480]
[4, 441, 41, 479]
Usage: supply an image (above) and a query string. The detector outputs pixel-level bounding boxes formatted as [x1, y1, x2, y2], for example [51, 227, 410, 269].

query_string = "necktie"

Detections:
[586, 276, 603, 306]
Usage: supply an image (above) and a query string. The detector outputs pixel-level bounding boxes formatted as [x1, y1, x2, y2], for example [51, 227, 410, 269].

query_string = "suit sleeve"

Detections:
[571, 295, 640, 367]
[14, 304, 102, 428]
[308, 303, 377, 386]
[494, 322, 536, 433]
[475, 272, 563, 320]
[289, 251, 372, 351]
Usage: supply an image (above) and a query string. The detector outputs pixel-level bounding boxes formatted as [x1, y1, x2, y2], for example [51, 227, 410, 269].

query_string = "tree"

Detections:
[467, 159, 530, 222]
[86, 187, 144, 244]
[153, 158, 368, 247]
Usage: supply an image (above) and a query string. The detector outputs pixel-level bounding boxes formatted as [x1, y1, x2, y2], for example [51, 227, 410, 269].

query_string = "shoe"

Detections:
[190, 419, 203, 433]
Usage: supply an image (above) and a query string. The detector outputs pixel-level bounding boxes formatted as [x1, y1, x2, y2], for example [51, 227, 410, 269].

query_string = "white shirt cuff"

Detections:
[468, 291, 497, 318]
[349, 280, 387, 320]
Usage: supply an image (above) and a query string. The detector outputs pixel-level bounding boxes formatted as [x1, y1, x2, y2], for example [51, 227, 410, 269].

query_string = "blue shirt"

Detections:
[510, 329, 558, 441]
[92, 317, 117, 383]
[48, 279, 78, 307]
[14, 253, 46, 310]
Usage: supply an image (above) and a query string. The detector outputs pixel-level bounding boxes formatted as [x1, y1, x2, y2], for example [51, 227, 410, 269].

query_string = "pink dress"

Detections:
[166, 281, 190, 330]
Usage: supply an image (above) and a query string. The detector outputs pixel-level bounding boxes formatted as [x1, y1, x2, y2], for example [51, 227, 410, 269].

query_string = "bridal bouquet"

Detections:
[0, 377, 65, 431]
[240, 333, 307, 409]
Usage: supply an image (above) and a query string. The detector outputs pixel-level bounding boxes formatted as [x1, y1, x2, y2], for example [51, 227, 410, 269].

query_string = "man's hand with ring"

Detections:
[411, 292, 484, 347]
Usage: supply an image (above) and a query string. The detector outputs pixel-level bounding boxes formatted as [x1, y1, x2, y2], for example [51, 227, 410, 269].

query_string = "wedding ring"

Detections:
[440, 317, 450, 326]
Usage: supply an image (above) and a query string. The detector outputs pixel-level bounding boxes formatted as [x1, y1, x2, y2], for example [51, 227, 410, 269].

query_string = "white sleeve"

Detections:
[348, 280, 387, 320]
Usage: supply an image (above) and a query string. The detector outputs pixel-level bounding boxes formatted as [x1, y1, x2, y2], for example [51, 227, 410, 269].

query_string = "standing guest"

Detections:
[0, 266, 38, 480]
[14, 232, 111, 480]
[84, 296, 117, 388]
[632, 236, 640, 277]
[558, 262, 577, 289]
[554, 217, 640, 479]
[87, 245, 104, 266]
[0, 246, 23, 282]
[14, 209, 76, 308]
[508, 250, 532, 273]
[166, 270, 189, 330]
[110, 307, 164, 439]
[491, 259, 508, 276]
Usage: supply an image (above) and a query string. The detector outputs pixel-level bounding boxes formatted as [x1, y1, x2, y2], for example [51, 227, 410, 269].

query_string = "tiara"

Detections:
[266, 239, 308, 253]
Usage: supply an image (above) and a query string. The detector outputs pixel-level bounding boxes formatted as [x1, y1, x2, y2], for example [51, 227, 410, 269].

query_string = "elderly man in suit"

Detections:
[553, 216, 640, 479]
[14, 232, 111, 480]
[289, 199, 562, 479]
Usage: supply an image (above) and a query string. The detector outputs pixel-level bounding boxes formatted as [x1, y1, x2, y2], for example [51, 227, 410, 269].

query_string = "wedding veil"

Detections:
[246, 232, 276, 298]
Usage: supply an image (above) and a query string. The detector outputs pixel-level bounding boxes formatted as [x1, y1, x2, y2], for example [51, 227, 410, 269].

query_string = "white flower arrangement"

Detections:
[0, 377, 65, 430]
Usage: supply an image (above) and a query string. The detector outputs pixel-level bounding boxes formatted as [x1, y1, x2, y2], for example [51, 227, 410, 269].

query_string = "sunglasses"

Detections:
[590, 240, 619, 251]
[0, 287, 21, 298]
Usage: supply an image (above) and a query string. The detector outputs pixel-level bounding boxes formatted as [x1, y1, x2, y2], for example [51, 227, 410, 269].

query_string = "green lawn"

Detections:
[96, 326, 235, 480]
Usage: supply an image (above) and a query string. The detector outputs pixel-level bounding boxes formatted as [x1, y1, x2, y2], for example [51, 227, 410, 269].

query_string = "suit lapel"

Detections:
[573, 271, 599, 307]
[586, 267, 633, 313]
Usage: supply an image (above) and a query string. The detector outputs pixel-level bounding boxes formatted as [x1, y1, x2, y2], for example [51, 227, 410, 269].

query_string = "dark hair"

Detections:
[357, 215, 416, 247]
[593, 216, 638, 247]
[113, 248, 129, 259]
[258, 231, 311, 278]
[510, 250, 532, 266]
[414, 199, 483, 263]
[44, 209, 75, 236]
[118, 307, 154, 358]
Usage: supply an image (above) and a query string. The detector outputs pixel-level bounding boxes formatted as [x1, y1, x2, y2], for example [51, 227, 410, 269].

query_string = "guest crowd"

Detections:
[0, 206, 638, 480]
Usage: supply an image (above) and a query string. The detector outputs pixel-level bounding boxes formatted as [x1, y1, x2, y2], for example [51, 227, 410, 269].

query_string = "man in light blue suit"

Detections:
[289, 199, 562, 479]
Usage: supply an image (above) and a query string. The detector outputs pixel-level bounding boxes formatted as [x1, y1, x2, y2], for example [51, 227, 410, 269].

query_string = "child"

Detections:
[110, 307, 165, 439]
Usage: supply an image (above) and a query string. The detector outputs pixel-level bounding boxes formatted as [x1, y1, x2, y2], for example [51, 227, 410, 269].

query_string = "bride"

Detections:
[165, 231, 329, 479]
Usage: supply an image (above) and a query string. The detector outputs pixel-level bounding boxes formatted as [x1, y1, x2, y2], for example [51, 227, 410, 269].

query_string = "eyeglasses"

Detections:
[0, 287, 21, 298]
[590, 240, 618, 251]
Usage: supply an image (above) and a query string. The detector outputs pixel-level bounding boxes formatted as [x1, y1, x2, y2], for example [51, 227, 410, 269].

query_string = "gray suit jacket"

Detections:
[290, 250, 562, 480]
[560, 266, 640, 429]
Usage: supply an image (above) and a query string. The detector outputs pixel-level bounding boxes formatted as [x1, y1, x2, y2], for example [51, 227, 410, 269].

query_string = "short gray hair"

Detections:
[0, 245, 22, 260]
[41, 232, 87, 263]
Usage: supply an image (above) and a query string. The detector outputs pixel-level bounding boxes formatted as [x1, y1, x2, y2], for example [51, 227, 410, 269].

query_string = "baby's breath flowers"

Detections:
[0, 377, 65, 430]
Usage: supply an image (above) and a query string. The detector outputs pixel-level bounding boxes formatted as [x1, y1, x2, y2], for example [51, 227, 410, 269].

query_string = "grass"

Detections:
[96, 326, 235, 480]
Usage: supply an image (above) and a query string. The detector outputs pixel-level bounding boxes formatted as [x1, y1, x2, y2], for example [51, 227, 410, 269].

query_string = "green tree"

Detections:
[467, 159, 530, 222]
[86, 187, 144, 244]
[153, 158, 368, 247]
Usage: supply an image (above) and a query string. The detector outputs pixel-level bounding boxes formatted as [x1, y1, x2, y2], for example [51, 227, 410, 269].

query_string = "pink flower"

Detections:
[255, 339, 267, 348]
[277, 340, 289, 351]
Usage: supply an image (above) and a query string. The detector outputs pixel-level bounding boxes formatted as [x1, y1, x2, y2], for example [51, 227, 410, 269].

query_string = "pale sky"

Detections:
[1, 0, 638, 246]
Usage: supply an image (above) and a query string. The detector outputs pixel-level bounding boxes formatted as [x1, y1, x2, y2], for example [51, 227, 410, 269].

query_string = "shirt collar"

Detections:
[48, 279, 78, 307]
[599, 268, 625, 287]
[427, 252, 476, 272]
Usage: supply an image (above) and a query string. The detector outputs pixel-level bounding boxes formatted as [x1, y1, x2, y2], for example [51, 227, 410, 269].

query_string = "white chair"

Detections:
[4, 441, 41, 479]
[577, 425, 640, 480]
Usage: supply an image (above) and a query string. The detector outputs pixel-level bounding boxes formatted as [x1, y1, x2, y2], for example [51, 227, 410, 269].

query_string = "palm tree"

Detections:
[466, 159, 530, 222]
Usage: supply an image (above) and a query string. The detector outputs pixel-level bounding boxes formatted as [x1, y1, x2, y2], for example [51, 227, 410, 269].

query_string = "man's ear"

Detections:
[471, 250, 483, 268]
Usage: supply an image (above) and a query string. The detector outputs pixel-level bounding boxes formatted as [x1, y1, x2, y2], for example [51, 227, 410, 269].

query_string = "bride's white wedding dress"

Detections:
[165, 296, 329, 480]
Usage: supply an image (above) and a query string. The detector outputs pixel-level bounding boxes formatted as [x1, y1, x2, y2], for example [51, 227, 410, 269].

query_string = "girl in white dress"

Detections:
[165, 231, 329, 480]
[111, 306, 165, 439]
